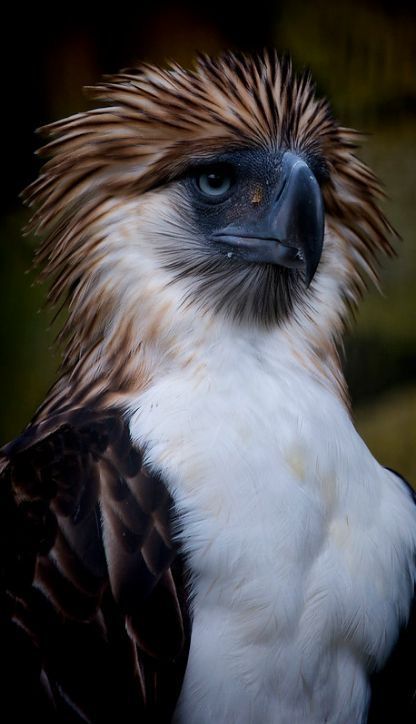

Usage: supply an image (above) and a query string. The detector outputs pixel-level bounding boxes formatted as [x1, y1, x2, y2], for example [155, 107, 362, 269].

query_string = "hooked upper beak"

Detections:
[212, 151, 325, 286]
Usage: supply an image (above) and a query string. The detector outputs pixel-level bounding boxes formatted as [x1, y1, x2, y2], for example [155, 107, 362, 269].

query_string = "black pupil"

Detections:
[206, 172, 224, 189]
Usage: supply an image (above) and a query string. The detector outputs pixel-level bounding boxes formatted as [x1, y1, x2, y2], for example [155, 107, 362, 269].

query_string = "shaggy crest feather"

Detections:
[21, 50, 395, 414]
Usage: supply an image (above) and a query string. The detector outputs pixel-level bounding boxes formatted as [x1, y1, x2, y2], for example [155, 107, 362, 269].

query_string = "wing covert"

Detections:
[367, 468, 416, 723]
[0, 408, 190, 723]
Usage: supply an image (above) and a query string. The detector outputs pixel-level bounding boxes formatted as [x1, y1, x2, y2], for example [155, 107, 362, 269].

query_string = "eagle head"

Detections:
[24, 51, 395, 401]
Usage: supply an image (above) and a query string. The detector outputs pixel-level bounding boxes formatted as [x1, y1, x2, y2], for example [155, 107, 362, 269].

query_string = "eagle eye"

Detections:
[196, 167, 233, 198]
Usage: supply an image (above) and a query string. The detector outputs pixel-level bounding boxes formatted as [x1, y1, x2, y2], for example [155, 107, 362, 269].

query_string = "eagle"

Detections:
[0, 51, 415, 723]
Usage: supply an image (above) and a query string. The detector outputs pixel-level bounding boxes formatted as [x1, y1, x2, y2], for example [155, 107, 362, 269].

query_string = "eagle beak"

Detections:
[213, 151, 325, 286]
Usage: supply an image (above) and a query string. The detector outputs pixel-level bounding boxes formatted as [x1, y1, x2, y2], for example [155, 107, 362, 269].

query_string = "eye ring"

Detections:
[196, 169, 232, 197]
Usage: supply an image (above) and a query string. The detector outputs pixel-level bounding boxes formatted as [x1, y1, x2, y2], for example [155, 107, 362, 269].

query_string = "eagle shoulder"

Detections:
[0, 407, 190, 722]
[367, 468, 416, 723]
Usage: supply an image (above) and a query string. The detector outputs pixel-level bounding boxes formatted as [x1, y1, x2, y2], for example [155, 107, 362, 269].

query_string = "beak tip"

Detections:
[303, 252, 321, 288]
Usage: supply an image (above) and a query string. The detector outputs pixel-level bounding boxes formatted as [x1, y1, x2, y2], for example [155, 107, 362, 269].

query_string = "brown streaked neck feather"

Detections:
[22, 51, 395, 419]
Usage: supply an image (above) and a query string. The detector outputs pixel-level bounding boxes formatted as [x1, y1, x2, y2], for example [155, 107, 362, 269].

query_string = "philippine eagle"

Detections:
[0, 52, 415, 724]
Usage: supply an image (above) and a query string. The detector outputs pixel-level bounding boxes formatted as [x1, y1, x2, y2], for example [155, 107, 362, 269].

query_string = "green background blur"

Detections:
[1, 1, 415, 479]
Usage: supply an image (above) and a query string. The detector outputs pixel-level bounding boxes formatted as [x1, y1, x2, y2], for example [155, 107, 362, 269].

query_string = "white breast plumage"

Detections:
[128, 325, 416, 724]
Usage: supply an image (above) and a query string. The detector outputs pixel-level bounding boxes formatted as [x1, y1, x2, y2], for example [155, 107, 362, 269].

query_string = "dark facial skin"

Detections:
[186, 148, 286, 230]
[163, 148, 326, 327]
[184, 147, 327, 231]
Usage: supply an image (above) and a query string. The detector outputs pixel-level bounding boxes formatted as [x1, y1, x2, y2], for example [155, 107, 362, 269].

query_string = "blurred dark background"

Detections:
[1, 1, 415, 478]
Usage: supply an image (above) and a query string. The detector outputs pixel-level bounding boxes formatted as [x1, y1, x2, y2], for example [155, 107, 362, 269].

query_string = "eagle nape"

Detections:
[0, 50, 415, 724]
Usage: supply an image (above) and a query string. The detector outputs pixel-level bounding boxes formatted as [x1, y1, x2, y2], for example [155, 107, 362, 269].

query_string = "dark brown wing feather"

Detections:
[368, 597, 416, 723]
[367, 470, 416, 723]
[0, 408, 190, 723]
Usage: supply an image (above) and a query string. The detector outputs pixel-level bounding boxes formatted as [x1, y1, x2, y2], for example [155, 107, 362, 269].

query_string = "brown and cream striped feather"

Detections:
[22, 51, 395, 410]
